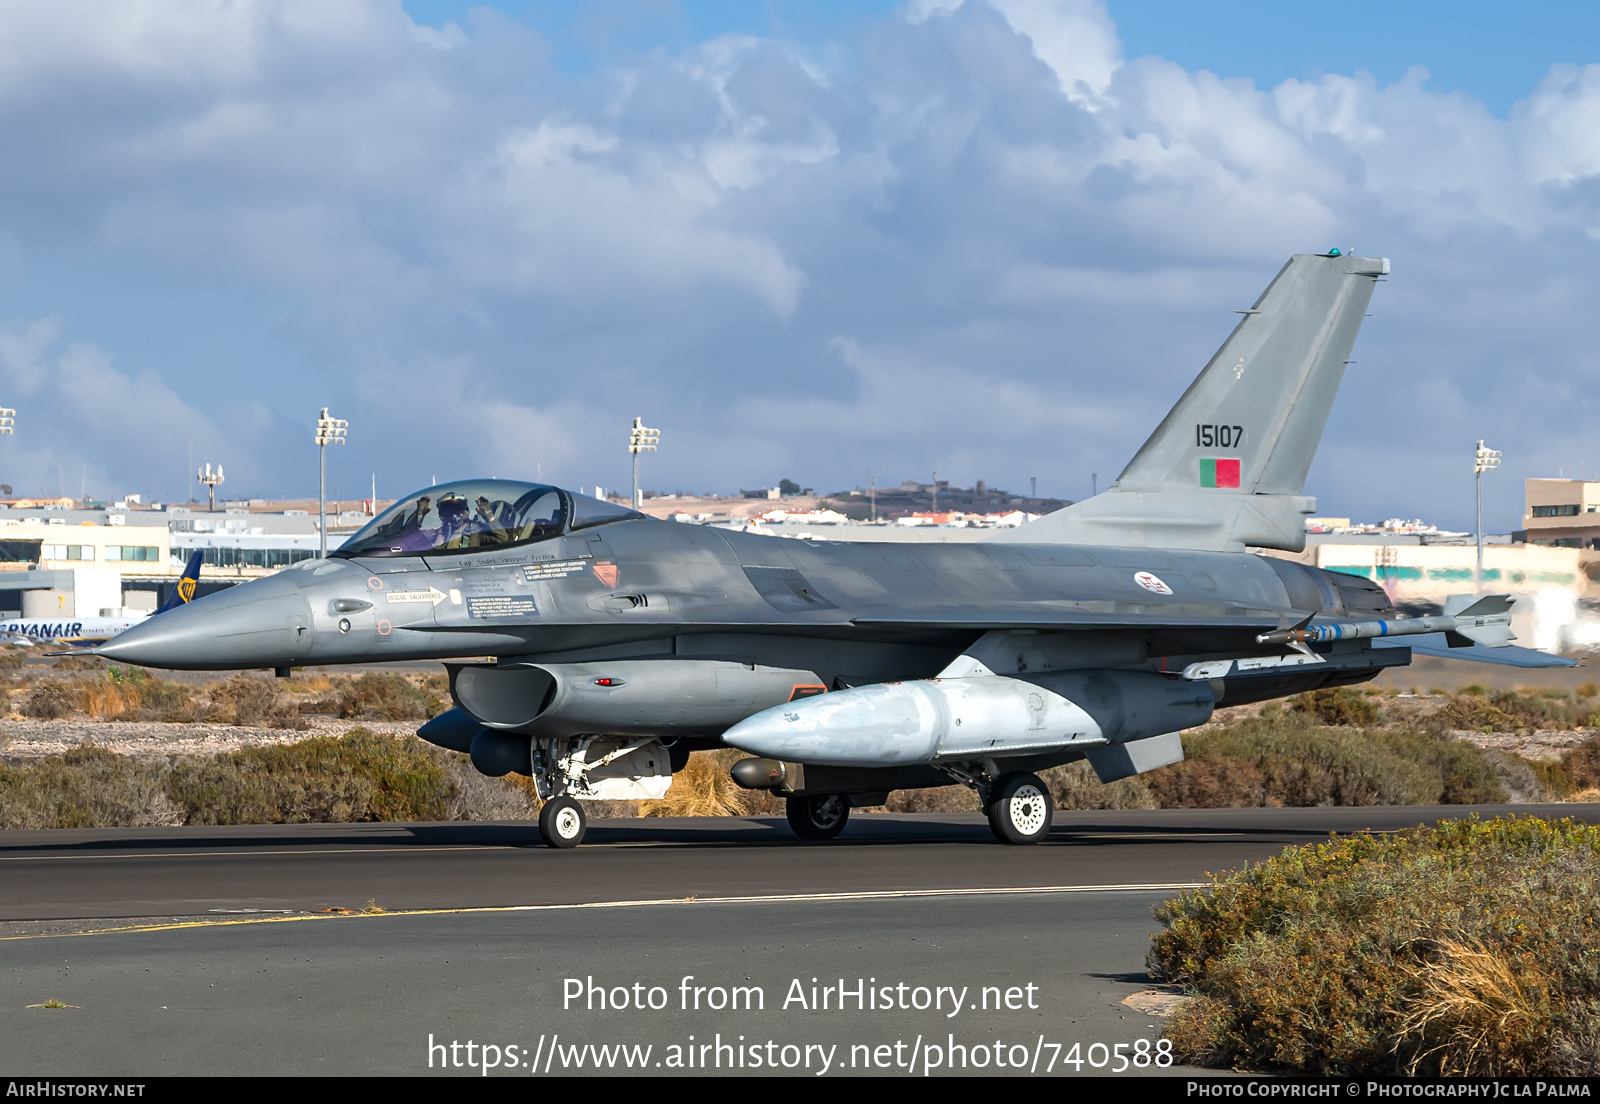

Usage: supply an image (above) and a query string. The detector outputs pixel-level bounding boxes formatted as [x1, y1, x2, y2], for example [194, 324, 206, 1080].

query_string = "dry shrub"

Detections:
[119, 676, 197, 722]
[1578, 682, 1599, 701]
[642, 750, 748, 817]
[80, 679, 140, 720]
[0, 647, 26, 670]
[1291, 686, 1379, 726]
[21, 680, 84, 719]
[1564, 735, 1600, 791]
[166, 728, 452, 824]
[48, 655, 100, 671]
[1142, 709, 1507, 807]
[1149, 816, 1600, 1074]
[0, 731, 548, 827]
[1431, 688, 1593, 734]
[208, 676, 306, 729]
[1398, 938, 1555, 1075]
[0, 746, 178, 828]
[1042, 760, 1158, 810]
[886, 785, 980, 812]
[302, 671, 443, 721]
[1142, 754, 1269, 809]
[444, 761, 540, 821]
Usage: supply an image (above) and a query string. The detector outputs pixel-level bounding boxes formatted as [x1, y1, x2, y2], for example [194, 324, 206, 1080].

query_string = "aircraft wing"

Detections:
[1371, 633, 1578, 668]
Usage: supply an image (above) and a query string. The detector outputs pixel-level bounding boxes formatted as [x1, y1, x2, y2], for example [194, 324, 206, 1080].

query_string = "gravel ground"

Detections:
[0, 716, 419, 763]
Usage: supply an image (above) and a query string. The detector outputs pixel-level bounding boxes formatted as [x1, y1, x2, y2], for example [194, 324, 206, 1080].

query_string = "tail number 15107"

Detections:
[1196, 424, 1244, 448]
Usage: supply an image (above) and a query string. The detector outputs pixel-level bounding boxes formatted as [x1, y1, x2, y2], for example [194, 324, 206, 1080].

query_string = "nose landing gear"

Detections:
[538, 795, 587, 849]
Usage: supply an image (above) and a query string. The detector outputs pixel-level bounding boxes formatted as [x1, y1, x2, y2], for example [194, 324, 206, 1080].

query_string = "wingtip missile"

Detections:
[1256, 593, 1517, 649]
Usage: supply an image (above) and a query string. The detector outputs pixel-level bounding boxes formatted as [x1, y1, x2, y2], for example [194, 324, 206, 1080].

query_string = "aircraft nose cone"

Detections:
[97, 577, 315, 670]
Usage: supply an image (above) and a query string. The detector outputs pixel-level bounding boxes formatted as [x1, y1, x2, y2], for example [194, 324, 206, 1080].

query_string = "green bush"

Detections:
[1149, 816, 1600, 1074]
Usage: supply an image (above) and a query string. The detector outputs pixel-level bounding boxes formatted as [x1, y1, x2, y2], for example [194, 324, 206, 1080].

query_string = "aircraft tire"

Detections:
[986, 773, 1053, 845]
[785, 794, 850, 841]
[539, 796, 587, 848]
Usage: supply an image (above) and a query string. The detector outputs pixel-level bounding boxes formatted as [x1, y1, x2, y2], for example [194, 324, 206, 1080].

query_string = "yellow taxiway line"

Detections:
[0, 881, 1206, 941]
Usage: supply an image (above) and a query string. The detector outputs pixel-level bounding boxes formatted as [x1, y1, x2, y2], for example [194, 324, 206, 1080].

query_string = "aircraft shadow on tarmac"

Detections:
[4, 806, 1573, 857]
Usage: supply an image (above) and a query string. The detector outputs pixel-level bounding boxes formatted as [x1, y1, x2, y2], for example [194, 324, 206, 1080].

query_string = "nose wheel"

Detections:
[786, 794, 850, 841]
[539, 795, 587, 848]
[986, 772, 1053, 845]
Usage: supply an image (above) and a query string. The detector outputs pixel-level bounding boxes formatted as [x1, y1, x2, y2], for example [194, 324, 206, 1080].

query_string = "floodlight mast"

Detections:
[197, 463, 225, 513]
[0, 408, 14, 504]
[1474, 439, 1501, 588]
[627, 416, 660, 510]
[315, 407, 348, 558]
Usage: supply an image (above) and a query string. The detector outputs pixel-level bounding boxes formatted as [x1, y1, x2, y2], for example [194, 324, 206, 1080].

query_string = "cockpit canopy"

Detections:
[333, 480, 643, 559]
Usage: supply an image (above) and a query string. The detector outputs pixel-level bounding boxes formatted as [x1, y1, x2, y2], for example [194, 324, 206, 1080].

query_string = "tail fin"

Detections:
[995, 251, 1389, 552]
[155, 551, 204, 614]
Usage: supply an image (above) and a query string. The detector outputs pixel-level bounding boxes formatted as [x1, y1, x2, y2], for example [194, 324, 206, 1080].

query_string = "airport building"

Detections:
[0, 503, 371, 615]
[1521, 478, 1600, 548]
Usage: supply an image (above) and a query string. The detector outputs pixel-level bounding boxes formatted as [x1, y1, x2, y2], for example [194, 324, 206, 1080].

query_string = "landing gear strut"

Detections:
[529, 736, 666, 848]
[937, 762, 1054, 845]
[786, 794, 850, 841]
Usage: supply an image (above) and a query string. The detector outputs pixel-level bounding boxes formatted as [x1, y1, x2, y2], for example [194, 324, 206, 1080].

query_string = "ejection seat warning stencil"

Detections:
[522, 559, 590, 582]
[468, 595, 539, 618]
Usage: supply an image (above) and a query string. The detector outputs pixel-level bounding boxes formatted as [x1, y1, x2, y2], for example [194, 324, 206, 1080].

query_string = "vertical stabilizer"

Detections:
[995, 252, 1388, 552]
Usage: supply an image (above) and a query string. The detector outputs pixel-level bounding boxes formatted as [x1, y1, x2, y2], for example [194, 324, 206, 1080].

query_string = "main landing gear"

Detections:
[938, 763, 1055, 845]
[785, 794, 851, 841]
[984, 772, 1053, 845]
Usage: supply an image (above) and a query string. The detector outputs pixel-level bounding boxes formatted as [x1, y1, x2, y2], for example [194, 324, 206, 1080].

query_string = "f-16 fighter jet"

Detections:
[95, 252, 1568, 848]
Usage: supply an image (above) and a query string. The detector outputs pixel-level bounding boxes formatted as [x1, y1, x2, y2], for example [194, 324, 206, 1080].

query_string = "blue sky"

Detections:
[0, 0, 1597, 531]
[403, 0, 1600, 115]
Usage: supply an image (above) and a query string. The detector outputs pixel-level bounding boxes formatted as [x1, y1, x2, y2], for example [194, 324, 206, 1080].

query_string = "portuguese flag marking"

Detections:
[1200, 458, 1241, 488]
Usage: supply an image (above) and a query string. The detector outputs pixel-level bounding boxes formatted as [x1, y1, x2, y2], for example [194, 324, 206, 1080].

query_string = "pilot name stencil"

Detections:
[468, 595, 539, 618]
[523, 559, 591, 581]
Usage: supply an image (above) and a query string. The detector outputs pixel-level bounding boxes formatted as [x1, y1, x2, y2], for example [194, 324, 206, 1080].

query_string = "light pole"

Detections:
[627, 416, 659, 510]
[1474, 439, 1501, 588]
[316, 407, 348, 558]
[0, 408, 14, 503]
[198, 463, 225, 512]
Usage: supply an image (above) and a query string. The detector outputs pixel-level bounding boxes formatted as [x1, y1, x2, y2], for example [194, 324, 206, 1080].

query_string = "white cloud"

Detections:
[0, 2, 1592, 523]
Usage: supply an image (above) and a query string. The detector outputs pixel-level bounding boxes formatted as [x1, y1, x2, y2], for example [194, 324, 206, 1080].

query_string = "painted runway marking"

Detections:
[0, 883, 1205, 941]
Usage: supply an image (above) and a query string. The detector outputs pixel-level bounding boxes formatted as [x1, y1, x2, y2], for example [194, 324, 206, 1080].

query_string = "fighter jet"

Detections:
[94, 252, 1568, 848]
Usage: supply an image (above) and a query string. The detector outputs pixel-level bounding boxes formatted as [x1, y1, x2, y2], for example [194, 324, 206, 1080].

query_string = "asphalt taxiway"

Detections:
[3, 806, 1592, 1076]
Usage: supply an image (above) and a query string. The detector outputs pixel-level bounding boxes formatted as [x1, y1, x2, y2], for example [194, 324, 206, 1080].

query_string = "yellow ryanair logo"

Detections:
[177, 577, 197, 603]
